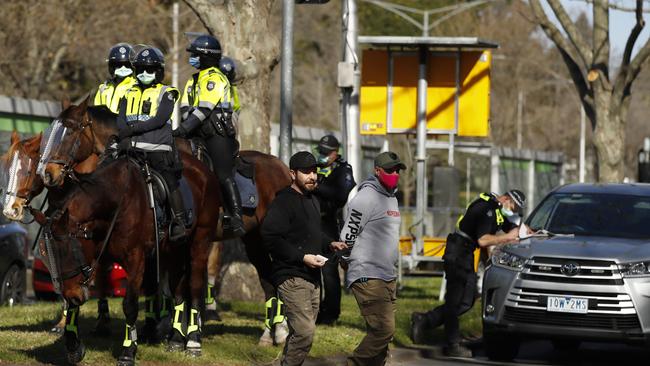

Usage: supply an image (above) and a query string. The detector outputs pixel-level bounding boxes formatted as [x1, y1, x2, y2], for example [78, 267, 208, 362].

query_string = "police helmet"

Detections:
[187, 34, 222, 61]
[218, 56, 237, 82]
[107, 43, 134, 75]
[317, 135, 340, 155]
[133, 47, 165, 83]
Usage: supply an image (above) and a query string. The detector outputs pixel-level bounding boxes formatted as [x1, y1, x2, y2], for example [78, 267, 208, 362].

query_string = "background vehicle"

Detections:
[0, 219, 28, 305]
[482, 183, 650, 361]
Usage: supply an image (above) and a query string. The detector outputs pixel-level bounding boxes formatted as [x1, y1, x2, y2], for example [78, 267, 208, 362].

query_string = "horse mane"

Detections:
[0, 134, 41, 165]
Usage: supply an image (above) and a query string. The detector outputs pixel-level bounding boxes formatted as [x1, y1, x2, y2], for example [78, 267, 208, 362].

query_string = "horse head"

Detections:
[41, 97, 98, 187]
[2, 131, 43, 221]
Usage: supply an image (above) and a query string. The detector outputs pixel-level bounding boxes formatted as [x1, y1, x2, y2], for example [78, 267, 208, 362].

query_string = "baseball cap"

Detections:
[374, 151, 406, 170]
[506, 189, 526, 211]
[317, 135, 340, 154]
[289, 151, 317, 170]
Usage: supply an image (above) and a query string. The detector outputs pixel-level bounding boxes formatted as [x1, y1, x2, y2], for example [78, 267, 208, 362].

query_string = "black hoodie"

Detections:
[261, 186, 333, 287]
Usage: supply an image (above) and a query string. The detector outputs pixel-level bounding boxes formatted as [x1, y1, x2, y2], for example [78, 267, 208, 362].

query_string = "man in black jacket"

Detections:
[261, 151, 347, 366]
[313, 135, 356, 324]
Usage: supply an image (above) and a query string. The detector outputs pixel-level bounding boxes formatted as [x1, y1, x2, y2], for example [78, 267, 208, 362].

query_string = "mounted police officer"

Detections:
[410, 190, 526, 357]
[312, 135, 356, 324]
[93, 43, 137, 113]
[174, 34, 244, 236]
[116, 46, 186, 241]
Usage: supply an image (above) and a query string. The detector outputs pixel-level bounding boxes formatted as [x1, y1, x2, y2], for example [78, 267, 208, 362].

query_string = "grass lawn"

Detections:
[0, 277, 482, 365]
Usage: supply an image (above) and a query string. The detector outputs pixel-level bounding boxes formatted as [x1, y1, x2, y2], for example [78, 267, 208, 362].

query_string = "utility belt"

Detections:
[443, 231, 476, 272]
[198, 109, 236, 138]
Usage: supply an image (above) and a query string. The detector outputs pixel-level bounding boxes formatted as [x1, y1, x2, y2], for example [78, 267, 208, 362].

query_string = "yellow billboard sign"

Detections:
[359, 49, 491, 136]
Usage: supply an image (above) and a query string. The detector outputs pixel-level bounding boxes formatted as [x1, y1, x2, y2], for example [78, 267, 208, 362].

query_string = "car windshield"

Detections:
[527, 193, 650, 239]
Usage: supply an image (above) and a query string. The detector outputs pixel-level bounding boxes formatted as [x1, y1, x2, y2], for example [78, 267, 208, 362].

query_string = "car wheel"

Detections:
[552, 339, 581, 351]
[0, 264, 25, 306]
[484, 332, 520, 361]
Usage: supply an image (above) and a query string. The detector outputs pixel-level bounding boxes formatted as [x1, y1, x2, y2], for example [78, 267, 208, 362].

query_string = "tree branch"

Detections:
[622, 0, 645, 68]
[570, 0, 650, 13]
[547, 0, 592, 68]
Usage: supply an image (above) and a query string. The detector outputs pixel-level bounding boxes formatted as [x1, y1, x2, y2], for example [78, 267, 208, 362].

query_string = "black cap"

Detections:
[506, 189, 526, 211]
[317, 135, 340, 154]
[290, 151, 317, 170]
[374, 151, 406, 170]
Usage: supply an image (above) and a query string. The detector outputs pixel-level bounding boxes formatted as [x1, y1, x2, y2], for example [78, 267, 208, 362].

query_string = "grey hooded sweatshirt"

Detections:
[340, 175, 401, 288]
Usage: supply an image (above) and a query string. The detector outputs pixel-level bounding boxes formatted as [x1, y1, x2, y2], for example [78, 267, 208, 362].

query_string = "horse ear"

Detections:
[61, 97, 71, 110]
[10, 130, 19, 145]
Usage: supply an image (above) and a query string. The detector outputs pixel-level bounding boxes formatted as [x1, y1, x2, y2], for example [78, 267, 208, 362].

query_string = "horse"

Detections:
[42, 100, 292, 342]
[1, 131, 116, 335]
[34, 144, 220, 365]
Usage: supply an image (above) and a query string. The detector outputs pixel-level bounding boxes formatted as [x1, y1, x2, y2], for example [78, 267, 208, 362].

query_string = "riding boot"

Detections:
[222, 177, 245, 236]
[168, 188, 187, 241]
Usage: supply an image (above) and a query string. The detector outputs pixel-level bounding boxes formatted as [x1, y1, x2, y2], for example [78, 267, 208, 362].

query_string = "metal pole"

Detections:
[344, 0, 361, 187]
[422, 11, 429, 37]
[415, 45, 428, 255]
[527, 157, 535, 216]
[517, 90, 523, 150]
[579, 106, 586, 183]
[279, 0, 295, 164]
[466, 157, 471, 207]
[172, 1, 180, 129]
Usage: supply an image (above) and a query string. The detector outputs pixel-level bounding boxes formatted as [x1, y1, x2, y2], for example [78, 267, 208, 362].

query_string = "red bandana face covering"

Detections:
[378, 171, 400, 190]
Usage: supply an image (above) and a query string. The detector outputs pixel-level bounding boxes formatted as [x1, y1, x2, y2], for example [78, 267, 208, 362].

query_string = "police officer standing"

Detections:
[174, 34, 244, 236]
[312, 135, 356, 324]
[410, 190, 526, 357]
[93, 43, 137, 113]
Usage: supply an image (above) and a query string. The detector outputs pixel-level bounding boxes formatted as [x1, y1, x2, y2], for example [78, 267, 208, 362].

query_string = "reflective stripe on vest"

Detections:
[94, 76, 137, 113]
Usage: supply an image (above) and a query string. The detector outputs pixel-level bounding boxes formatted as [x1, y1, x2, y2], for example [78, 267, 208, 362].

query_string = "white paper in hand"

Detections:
[315, 255, 328, 264]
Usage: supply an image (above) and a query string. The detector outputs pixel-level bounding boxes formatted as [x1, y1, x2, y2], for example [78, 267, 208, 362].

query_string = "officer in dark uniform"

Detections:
[410, 190, 526, 357]
[313, 135, 356, 324]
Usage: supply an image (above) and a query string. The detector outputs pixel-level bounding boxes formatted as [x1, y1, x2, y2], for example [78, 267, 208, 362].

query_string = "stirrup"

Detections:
[223, 215, 245, 236]
[169, 219, 187, 241]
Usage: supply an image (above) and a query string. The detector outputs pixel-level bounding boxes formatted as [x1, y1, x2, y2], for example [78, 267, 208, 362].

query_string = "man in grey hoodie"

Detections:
[340, 151, 405, 366]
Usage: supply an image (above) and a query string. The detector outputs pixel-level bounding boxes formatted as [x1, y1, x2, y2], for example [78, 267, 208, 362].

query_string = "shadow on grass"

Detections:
[204, 322, 263, 338]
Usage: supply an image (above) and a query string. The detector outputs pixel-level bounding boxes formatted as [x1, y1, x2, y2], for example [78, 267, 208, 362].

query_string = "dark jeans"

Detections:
[424, 261, 477, 346]
[318, 220, 341, 323]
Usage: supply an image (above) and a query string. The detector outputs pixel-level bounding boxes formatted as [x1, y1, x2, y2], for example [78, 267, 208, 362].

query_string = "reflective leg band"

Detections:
[65, 307, 79, 336]
[264, 297, 286, 329]
[122, 323, 138, 348]
[145, 296, 156, 319]
[159, 296, 171, 318]
[205, 283, 215, 305]
[187, 307, 200, 334]
[172, 302, 185, 336]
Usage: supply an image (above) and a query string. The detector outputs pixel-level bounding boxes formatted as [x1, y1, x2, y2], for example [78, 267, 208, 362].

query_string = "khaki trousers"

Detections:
[277, 277, 320, 366]
[348, 279, 397, 366]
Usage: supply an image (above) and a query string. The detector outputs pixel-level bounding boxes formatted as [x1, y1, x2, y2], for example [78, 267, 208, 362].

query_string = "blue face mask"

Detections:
[189, 56, 200, 69]
[500, 207, 515, 217]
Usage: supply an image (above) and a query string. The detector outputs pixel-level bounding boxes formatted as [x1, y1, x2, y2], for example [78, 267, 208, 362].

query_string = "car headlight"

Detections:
[618, 262, 650, 277]
[492, 249, 527, 271]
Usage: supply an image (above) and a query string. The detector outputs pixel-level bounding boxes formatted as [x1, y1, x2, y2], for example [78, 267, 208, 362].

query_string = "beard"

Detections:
[296, 177, 317, 194]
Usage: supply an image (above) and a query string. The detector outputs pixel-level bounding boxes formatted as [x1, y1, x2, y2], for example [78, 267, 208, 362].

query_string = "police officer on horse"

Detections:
[94, 43, 137, 113]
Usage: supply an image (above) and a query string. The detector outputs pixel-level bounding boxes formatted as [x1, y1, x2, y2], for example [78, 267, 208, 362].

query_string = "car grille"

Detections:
[503, 307, 641, 330]
[506, 287, 636, 314]
[521, 256, 623, 285]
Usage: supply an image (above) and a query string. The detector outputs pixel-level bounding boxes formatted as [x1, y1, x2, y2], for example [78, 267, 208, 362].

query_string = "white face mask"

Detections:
[137, 71, 156, 85]
[114, 66, 133, 78]
[500, 207, 515, 217]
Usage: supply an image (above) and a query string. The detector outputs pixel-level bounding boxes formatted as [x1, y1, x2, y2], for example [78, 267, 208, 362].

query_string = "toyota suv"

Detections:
[482, 183, 650, 361]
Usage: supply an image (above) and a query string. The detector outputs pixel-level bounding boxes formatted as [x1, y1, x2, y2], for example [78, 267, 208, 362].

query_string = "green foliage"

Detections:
[0, 278, 482, 364]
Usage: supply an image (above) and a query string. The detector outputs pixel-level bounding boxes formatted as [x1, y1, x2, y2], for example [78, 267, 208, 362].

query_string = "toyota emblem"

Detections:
[560, 262, 580, 276]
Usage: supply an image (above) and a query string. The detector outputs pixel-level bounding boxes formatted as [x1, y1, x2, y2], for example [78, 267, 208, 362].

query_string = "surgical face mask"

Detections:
[114, 66, 133, 78]
[189, 56, 201, 69]
[137, 71, 156, 85]
[377, 170, 400, 191]
[317, 154, 329, 166]
[500, 207, 515, 217]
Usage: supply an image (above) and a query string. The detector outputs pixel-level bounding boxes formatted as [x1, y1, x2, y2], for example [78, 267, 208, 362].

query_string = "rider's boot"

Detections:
[168, 188, 187, 241]
[222, 176, 245, 236]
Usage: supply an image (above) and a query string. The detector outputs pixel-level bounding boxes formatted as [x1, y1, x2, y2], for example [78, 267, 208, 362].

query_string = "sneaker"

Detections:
[443, 343, 472, 358]
[410, 312, 428, 344]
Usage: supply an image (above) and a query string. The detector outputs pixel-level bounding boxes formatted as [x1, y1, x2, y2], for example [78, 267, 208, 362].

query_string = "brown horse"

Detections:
[43, 101, 291, 338]
[36, 146, 220, 365]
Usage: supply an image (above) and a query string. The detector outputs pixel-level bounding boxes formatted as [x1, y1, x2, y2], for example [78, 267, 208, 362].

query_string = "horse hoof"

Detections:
[66, 342, 86, 364]
[258, 328, 273, 347]
[116, 356, 135, 366]
[166, 340, 185, 352]
[186, 347, 201, 357]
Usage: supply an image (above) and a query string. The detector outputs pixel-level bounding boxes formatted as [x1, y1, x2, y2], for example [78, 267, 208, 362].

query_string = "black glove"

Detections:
[172, 126, 187, 138]
[117, 138, 131, 152]
[118, 125, 134, 140]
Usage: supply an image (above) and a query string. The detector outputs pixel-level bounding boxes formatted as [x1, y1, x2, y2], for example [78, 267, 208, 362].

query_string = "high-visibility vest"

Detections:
[93, 76, 137, 113]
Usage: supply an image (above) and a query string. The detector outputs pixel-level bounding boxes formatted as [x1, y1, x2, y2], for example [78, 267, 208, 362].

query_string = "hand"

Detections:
[505, 228, 520, 241]
[303, 254, 326, 268]
[172, 126, 186, 138]
[330, 241, 348, 251]
[117, 138, 131, 152]
[118, 125, 134, 140]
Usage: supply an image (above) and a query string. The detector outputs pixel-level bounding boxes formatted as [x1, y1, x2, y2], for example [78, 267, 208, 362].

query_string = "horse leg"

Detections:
[64, 304, 86, 364]
[242, 231, 281, 346]
[186, 227, 211, 357]
[117, 253, 145, 366]
[205, 241, 221, 321]
[92, 258, 112, 336]
[167, 267, 188, 352]
[50, 299, 67, 333]
[140, 254, 160, 344]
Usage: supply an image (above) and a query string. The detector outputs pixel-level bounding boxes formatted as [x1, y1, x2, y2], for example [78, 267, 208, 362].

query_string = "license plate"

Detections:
[547, 296, 588, 314]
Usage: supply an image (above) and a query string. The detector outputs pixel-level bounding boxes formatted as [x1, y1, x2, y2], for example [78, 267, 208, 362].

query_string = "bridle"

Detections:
[3, 148, 42, 224]
[44, 114, 98, 182]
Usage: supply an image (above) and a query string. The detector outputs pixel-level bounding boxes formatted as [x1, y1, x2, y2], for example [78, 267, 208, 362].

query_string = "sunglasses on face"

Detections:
[137, 66, 158, 74]
[112, 62, 131, 69]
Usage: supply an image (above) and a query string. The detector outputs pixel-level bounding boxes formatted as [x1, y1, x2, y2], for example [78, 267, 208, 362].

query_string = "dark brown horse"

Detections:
[37, 146, 220, 365]
[43, 101, 291, 339]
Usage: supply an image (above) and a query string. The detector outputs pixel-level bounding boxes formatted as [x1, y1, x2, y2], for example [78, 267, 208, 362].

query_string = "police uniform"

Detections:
[93, 76, 137, 113]
[413, 192, 517, 351]
[314, 155, 355, 324]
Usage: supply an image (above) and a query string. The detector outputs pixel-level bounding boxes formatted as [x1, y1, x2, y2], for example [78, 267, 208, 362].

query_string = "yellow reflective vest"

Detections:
[180, 66, 232, 112]
[93, 76, 137, 113]
[122, 83, 179, 151]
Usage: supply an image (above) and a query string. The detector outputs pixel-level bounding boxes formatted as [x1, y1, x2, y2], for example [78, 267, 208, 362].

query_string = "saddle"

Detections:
[189, 138, 258, 209]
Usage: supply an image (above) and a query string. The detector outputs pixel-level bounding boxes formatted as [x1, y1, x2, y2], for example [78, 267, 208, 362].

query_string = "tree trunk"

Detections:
[592, 88, 625, 182]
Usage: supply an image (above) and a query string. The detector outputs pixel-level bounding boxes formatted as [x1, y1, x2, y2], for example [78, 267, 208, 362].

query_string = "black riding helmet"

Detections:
[107, 43, 134, 77]
[187, 34, 221, 68]
[133, 47, 165, 84]
[218, 56, 236, 82]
